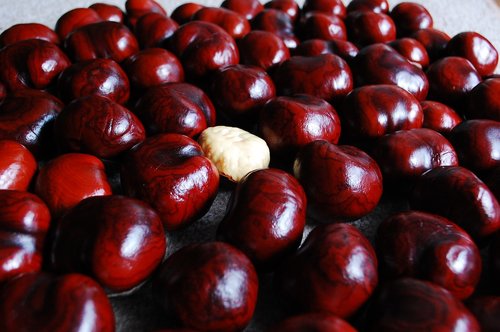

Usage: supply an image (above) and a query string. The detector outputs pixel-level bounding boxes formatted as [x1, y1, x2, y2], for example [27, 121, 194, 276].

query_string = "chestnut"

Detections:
[221, 0, 263, 20]
[294, 140, 383, 221]
[490, 233, 500, 290]
[274, 223, 378, 318]
[410, 166, 500, 239]
[134, 83, 215, 137]
[251, 9, 299, 49]
[365, 278, 479, 332]
[237, 30, 290, 70]
[294, 38, 359, 61]
[466, 296, 500, 332]
[57, 58, 130, 105]
[0, 190, 50, 282]
[370, 128, 458, 185]
[0, 141, 36, 190]
[64, 21, 139, 63]
[55, 7, 103, 40]
[171, 3, 204, 25]
[210, 64, 275, 123]
[0, 89, 63, 157]
[390, 2, 433, 37]
[377, 211, 481, 299]
[192, 7, 250, 39]
[122, 48, 184, 93]
[302, 0, 347, 19]
[347, 0, 389, 14]
[273, 54, 353, 104]
[345, 11, 396, 47]
[121, 134, 219, 230]
[298, 12, 347, 42]
[351, 43, 429, 101]
[52, 195, 166, 292]
[387, 37, 430, 68]
[0, 273, 115, 332]
[427, 56, 482, 108]
[153, 242, 258, 332]
[0, 39, 70, 92]
[341, 84, 423, 140]
[217, 168, 306, 268]
[411, 28, 451, 62]
[268, 313, 356, 332]
[446, 31, 499, 77]
[135, 13, 178, 49]
[0, 23, 59, 47]
[465, 77, 500, 121]
[485, 167, 500, 201]
[448, 120, 500, 174]
[35, 153, 112, 218]
[167, 21, 239, 80]
[89, 3, 125, 23]
[421, 100, 462, 134]
[125, 0, 167, 27]
[55, 95, 145, 159]
[264, 0, 300, 23]
[259, 94, 341, 160]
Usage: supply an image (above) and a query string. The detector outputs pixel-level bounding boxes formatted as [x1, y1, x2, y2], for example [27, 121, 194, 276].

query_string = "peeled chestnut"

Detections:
[0, 141, 36, 191]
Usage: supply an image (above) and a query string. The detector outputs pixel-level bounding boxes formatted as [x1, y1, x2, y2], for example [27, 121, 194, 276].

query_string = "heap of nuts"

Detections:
[0, 0, 499, 331]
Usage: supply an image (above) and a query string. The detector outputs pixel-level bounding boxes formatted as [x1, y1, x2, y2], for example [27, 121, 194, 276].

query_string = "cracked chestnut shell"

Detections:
[274, 223, 378, 318]
[377, 211, 481, 300]
[153, 242, 258, 332]
[193, 7, 250, 39]
[217, 168, 306, 268]
[0, 141, 36, 191]
[0, 23, 59, 47]
[390, 2, 433, 37]
[237, 30, 290, 70]
[294, 140, 383, 221]
[465, 77, 500, 121]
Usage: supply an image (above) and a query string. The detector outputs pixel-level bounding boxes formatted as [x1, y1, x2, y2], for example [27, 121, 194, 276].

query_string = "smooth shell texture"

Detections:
[466, 78, 500, 121]
[421, 101, 462, 134]
[0, 141, 36, 191]
[238, 30, 290, 70]
[0, 23, 59, 47]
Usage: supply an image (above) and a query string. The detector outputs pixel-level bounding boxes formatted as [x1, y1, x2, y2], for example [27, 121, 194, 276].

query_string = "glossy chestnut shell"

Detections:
[193, 7, 250, 39]
[390, 2, 433, 37]
[0, 23, 59, 47]
[221, 0, 263, 20]
[125, 0, 167, 27]
[251, 9, 298, 49]
[298, 12, 347, 42]
[264, 0, 299, 23]
[135, 13, 178, 49]
[347, 0, 389, 14]
[55, 7, 103, 40]
[302, 0, 347, 19]
[237, 30, 290, 70]
[411, 28, 451, 62]
[387, 37, 430, 68]
[421, 100, 462, 134]
[465, 77, 500, 121]
[89, 3, 124, 23]
[0, 141, 36, 191]
[345, 11, 396, 47]
[294, 38, 359, 61]
[171, 3, 204, 25]
[268, 313, 356, 332]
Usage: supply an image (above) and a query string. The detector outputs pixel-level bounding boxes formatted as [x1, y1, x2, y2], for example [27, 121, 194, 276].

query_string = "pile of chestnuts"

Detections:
[0, 0, 499, 331]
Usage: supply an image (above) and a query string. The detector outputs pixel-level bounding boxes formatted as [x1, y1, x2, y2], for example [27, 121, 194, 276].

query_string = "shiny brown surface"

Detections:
[135, 12, 178, 48]
[390, 2, 433, 37]
[0, 23, 60, 47]
[221, 0, 263, 20]
[294, 38, 359, 61]
[466, 77, 500, 121]
[251, 9, 298, 49]
[387, 37, 429, 68]
[421, 100, 462, 134]
[345, 11, 396, 47]
[0, 141, 36, 191]
[238, 30, 290, 70]
[193, 7, 250, 39]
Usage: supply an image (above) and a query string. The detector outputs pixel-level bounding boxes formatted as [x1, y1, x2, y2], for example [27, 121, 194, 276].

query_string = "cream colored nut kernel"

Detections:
[198, 126, 270, 182]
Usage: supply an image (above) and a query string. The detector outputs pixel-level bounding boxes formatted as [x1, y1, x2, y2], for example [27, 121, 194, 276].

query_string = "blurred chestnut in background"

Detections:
[0, 141, 36, 190]
[135, 13, 178, 48]
[267, 313, 356, 332]
[274, 223, 378, 318]
[221, 0, 263, 20]
[170, 3, 204, 25]
[294, 38, 359, 61]
[89, 3, 124, 23]
[466, 296, 500, 332]
[264, 0, 299, 23]
[302, 0, 347, 19]
[0, 23, 59, 47]
[125, 0, 167, 27]
[347, 0, 389, 14]
[411, 28, 451, 62]
[421, 100, 462, 134]
[390, 2, 433, 37]
[238, 30, 290, 70]
[298, 12, 347, 42]
[465, 77, 500, 121]
[193, 7, 250, 39]
[251, 9, 299, 49]
[377, 211, 481, 299]
[153, 242, 258, 332]
[345, 11, 396, 47]
[55, 8, 103, 40]
[387, 38, 429, 68]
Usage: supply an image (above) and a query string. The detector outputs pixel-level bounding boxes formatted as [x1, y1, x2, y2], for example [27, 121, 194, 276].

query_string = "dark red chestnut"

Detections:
[345, 11, 396, 47]
[0, 39, 70, 92]
[123, 48, 184, 92]
[465, 78, 500, 121]
[411, 28, 451, 62]
[273, 54, 353, 104]
[55, 8, 103, 40]
[341, 84, 423, 140]
[52, 195, 166, 292]
[298, 12, 347, 41]
[370, 128, 458, 184]
[390, 2, 433, 37]
[153, 242, 258, 331]
[238, 30, 290, 70]
[125, 0, 167, 27]
[35, 153, 112, 218]
[221, 0, 263, 20]
[121, 134, 219, 230]
[259, 94, 341, 159]
[0, 273, 115, 332]
[302, 0, 347, 19]
[485, 167, 500, 201]
[294, 140, 383, 221]
[490, 233, 500, 290]
[89, 3, 125, 23]
[251, 9, 299, 49]
[167, 21, 239, 79]
[217, 168, 306, 268]
[421, 100, 462, 134]
[351, 43, 429, 101]
[135, 13, 178, 48]
[411, 166, 500, 239]
[0, 23, 60, 47]
[193, 7, 250, 39]
[264, 0, 300, 22]
[448, 120, 500, 174]
[294, 38, 359, 61]
[387, 37, 430, 68]
[134, 83, 215, 137]
[57, 58, 130, 104]
[267, 313, 356, 332]
[446, 32, 499, 77]
[274, 223, 378, 318]
[64, 21, 139, 63]
[0, 141, 36, 190]
[427, 56, 482, 108]
[0, 89, 63, 156]
[467, 296, 500, 332]
[210, 64, 275, 122]
[377, 211, 481, 299]
[366, 278, 479, 332]
[347, 0, 389, 14]
[55, 95, 145, 159]
[0, 190, 50, 282]
[171, 3, 204, 25]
